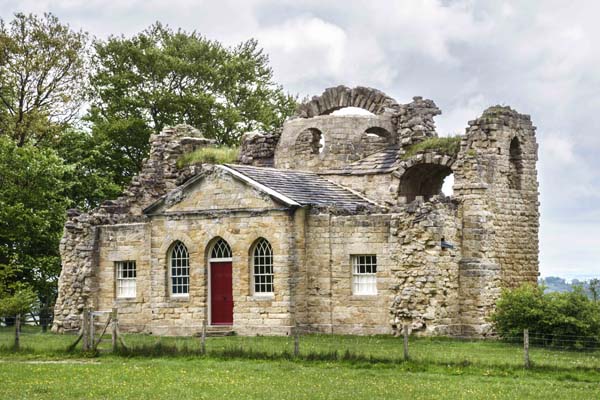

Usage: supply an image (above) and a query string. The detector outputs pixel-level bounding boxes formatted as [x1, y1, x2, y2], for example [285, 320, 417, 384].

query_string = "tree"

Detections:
[0, 283, 37, 319]
[87, 23, 296, 185]
[52, 129, 122, 210]
[0, 13, 88, 147]
[0, 137, 70, 329]
[492, 284, 600, 349]
[588, 278, 600, 303]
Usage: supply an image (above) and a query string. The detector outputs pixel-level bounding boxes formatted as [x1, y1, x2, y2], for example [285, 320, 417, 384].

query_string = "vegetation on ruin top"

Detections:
[177, 146, 239, 167]
[402, 136, 462, 160]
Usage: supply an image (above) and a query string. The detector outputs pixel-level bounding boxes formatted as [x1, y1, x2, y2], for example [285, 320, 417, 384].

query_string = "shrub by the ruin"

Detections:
[177, 146, 239, 167]
[401, 136, 461, 159]
[492, 284, 600, 348]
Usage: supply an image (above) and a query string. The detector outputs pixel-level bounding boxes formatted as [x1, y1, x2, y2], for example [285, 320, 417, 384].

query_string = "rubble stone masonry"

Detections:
[53, 86, 539, 337]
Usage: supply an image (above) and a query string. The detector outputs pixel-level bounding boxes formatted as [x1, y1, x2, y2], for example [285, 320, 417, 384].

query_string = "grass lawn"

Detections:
[1, 357, 599, 400]
[1, 327, 599, 399]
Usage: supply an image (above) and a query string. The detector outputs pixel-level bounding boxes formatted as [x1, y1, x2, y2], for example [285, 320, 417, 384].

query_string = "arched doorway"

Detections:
[209, 238, 233, 325]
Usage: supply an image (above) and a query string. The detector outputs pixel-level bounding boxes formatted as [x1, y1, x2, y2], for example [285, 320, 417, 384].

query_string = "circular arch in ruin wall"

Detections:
[295, 85, 399, 118]
[395, 150, 457, 203]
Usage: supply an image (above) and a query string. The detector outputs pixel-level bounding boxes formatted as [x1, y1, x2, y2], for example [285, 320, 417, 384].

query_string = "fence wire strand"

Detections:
[2, 316, 600, 370]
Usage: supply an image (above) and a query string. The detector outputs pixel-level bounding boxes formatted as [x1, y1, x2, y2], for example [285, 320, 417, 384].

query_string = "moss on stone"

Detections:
[402, 136, 461, 160]
[177, 146, 239, 167]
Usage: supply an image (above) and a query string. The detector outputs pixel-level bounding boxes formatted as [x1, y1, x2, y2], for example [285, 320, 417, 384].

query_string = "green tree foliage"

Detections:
[0, 13, 295, 328]
[87, 22, 297, 185]
[0, 13, 88, 146]
[0, 283, 37, 317]
[52, 129, 121, 209]
[492, 284, 600, 348]
[0, 137, 70, 326]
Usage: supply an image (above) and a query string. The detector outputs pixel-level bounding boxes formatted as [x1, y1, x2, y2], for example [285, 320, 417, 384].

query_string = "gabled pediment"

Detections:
[144, 165, 298, 215]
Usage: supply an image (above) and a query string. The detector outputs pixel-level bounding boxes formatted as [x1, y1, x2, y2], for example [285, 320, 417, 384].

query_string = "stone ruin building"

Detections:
[52, 85, 539, 337]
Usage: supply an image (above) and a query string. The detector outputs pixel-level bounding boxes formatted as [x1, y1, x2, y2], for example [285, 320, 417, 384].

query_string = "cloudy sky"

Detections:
[2, 0, 599, 280]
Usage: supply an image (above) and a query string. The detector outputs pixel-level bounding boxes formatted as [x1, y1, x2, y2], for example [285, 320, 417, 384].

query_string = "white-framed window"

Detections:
[116, 261, 136, 298]
[252, 238, 274, 295]
[210, 238, 232, 260]
[170, 241, 190, 296]
[352, 255, 377, 295]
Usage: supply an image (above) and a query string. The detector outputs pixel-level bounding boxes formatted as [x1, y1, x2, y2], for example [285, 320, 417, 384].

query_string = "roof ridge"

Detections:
[226, 163, 319, 176]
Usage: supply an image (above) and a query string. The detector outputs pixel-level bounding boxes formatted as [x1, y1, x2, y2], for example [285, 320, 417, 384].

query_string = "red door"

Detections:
[210, 261, 233, 325]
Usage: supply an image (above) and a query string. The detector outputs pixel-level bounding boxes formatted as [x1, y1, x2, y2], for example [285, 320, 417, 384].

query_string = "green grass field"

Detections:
[1, 326, 599, 399]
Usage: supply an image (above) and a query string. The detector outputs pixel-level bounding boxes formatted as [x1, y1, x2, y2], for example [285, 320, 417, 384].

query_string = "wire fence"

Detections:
[2, 314, 600, 371]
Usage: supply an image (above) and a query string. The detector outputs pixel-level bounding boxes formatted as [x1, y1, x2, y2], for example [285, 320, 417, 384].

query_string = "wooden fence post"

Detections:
[14, 314, 21, 350]
[403, 324, 410, 361]
[82, 308, 90, 351]
[524, 328, 530, 369]
[111, 308, 118, 353]
[294, 326, 300, 357]
[201, 320, 206, 355]
[89, 310, 95, 350]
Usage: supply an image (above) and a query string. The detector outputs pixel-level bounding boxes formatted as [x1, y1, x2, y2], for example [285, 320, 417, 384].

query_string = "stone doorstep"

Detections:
[194, 325, 235, 337]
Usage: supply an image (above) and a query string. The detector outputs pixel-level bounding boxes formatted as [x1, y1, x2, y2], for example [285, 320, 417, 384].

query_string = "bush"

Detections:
[492, 284, 600, 349]
[401, 136, 461, 160]
[177, 146, 239, 167]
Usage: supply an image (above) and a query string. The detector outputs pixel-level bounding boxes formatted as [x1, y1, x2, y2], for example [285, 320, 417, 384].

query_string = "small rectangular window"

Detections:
[116, 261, 136, 298]
[352, 255, 377, 295]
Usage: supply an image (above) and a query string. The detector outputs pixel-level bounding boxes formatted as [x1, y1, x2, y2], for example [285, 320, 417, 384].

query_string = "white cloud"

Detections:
[540, 220, 600, 280]
[541, 134, 575, 165]
[436, 93, 488, 136]
[2, 0, 600, 278]
[257, 17, 347, 88]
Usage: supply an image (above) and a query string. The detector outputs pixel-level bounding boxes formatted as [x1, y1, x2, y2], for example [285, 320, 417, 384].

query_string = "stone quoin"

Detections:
[52, 85, 539, 337]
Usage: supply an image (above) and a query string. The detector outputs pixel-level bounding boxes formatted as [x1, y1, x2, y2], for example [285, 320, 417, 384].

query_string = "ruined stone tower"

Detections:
[53, 86, 539, 336]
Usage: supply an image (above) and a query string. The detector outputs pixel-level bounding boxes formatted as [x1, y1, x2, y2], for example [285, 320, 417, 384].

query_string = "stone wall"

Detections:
[388, 199, 461, 335]
[394, 96, 441, 146]
[52, 125, 214, 332]
[452, 106, 539, 335]
[298, 200, 461, 335]
[275, 115, 395, 170]
[91, 167, 300, 336]
[237, 130, 280, 167]
[55, 85, 540, 338]
[271, 86, 442, 173]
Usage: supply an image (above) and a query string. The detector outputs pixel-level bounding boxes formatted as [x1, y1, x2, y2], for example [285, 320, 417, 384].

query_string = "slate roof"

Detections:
[225, 164, 381, 212]
[320, 146, 402, 175]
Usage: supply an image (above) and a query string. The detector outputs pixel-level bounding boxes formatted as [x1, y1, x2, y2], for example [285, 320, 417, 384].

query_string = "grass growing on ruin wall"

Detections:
[402, 136, 462, 160]
[177, 146, 239, 168]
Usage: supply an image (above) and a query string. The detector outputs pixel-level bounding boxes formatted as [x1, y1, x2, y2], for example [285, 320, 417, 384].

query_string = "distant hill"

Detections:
[539, 276, 600, 299]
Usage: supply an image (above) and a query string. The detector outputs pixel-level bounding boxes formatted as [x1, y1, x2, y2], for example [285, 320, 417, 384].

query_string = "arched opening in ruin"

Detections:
[398, 163, 453, 203]
[295, 128, 325, 156]
[364, 126, 391, 138]
[359, 126, 393, 156]
[441, 173, 454, 196]
[508, 137, 523, 190]
[330, 107, 375, 116]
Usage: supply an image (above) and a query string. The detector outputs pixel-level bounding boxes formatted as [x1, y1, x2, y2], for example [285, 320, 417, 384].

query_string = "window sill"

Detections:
[351, 293, 378, 299]
[169, 295, 190, 302]
[250, 294, 275, 301]
[115, 297, 137, 301]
